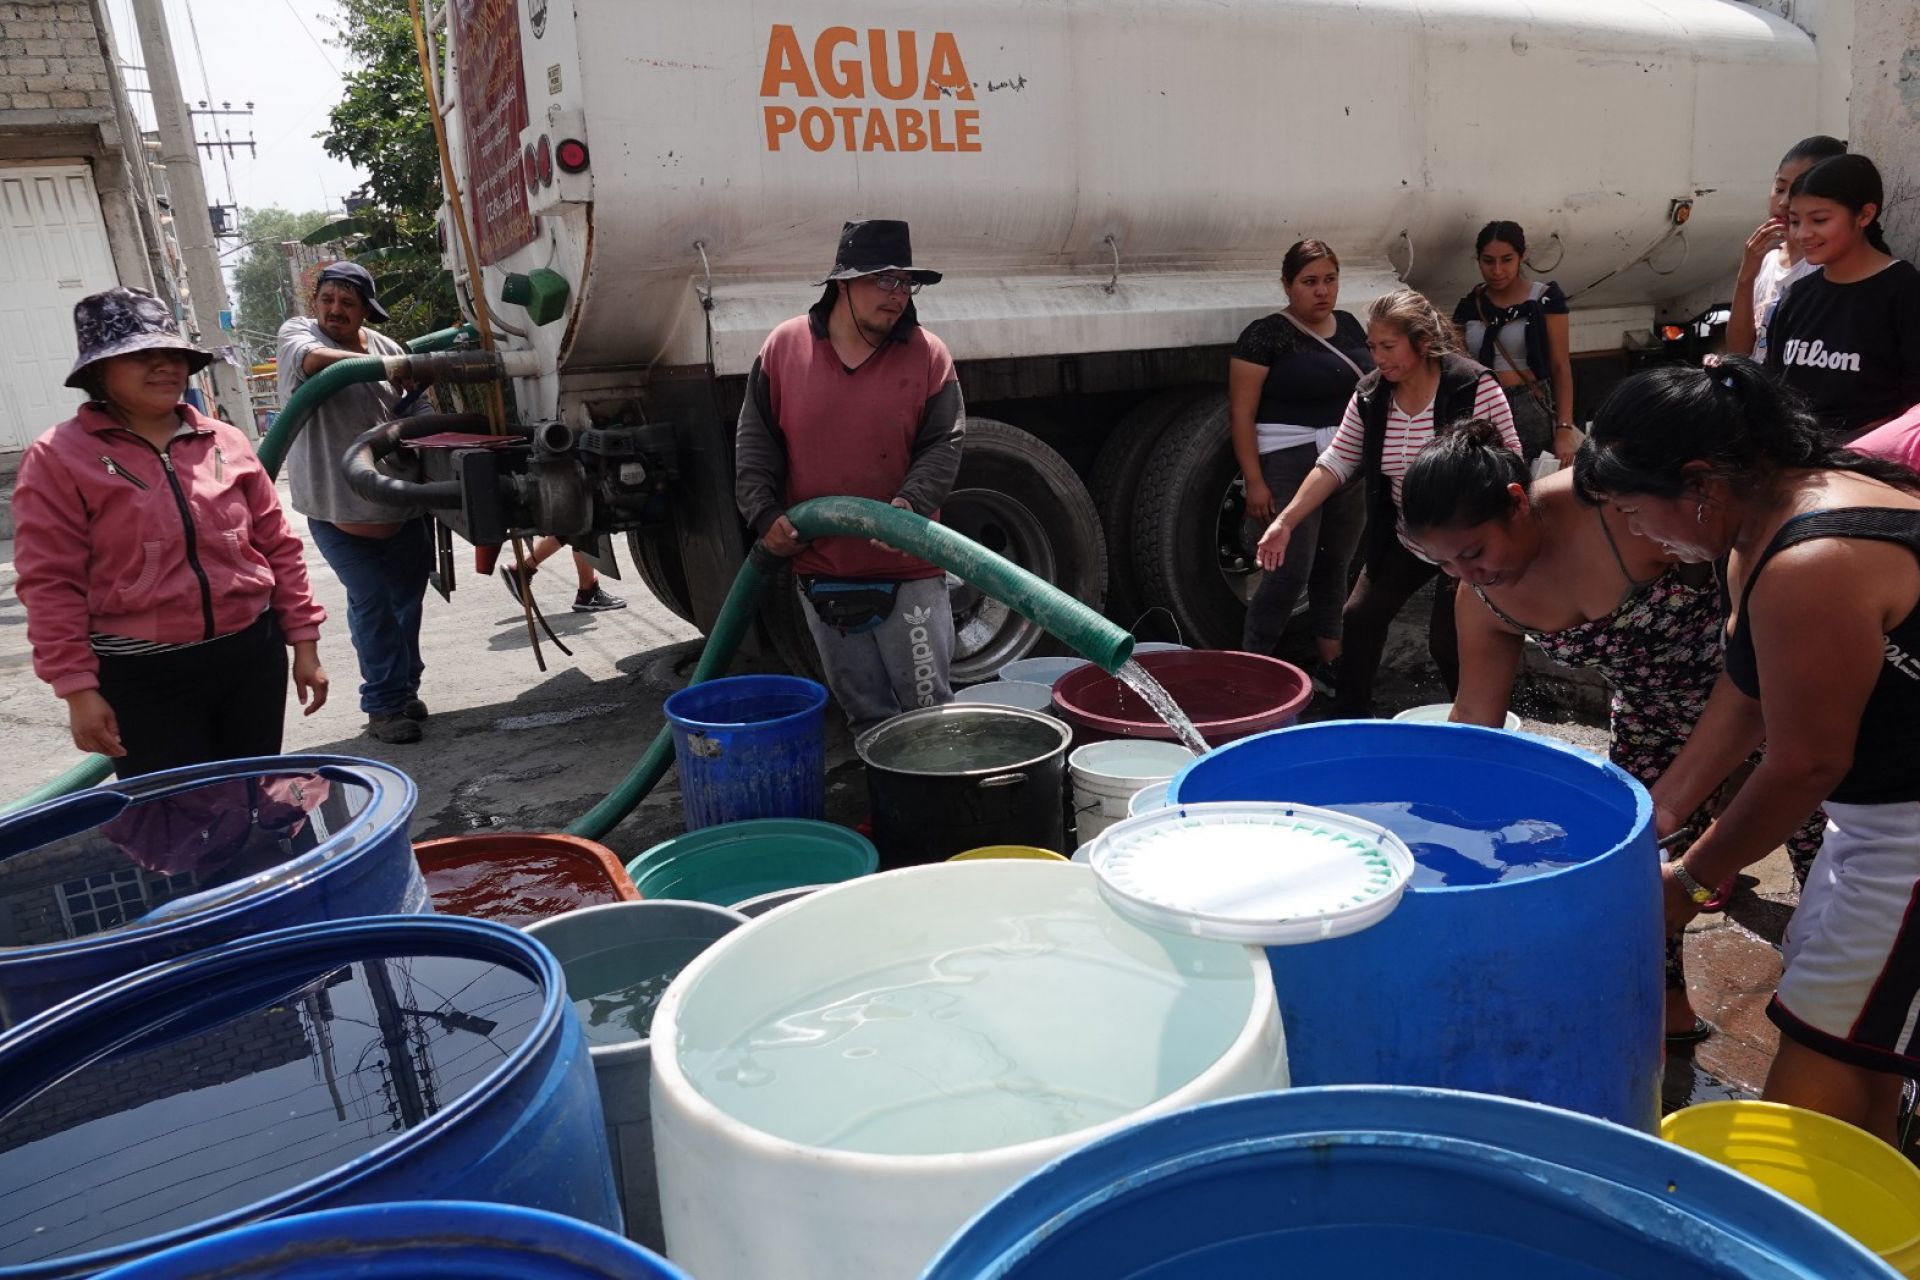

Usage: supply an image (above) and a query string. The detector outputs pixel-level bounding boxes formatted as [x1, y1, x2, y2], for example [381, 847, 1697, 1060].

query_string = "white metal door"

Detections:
[0, 165, 119, 453]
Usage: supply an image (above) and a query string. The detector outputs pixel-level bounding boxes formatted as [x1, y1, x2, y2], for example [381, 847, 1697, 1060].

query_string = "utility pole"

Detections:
[129, 0, 251, 428]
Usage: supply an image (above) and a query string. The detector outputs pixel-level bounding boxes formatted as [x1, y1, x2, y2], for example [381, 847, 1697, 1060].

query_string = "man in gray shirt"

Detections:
[276, 263, 432, 745]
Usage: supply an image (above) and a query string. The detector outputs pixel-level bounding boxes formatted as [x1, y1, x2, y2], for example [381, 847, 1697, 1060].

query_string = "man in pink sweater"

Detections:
[735, 220, 966, 731]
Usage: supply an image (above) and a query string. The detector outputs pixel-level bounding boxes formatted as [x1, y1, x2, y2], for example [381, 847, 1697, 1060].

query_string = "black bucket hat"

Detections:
[816, 219, 942, 286]
[315, 261, 391, 323]
[65, 287, 213, 389]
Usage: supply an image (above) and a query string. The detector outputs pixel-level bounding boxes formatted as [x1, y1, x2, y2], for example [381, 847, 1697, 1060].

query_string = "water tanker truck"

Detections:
[408, 0, 1828, 676]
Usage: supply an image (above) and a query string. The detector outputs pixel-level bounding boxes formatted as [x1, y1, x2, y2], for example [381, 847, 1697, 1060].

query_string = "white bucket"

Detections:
[1128, 779, 1174, 817]
[1069, 740, 1198, 844]
[649, 862, 1286, 1280]
[1392, 703, 1523, 732]
[954, 680, 1054, 713]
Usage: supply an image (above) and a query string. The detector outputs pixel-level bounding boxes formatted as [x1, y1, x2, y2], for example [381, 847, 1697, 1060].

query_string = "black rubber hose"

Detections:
[341, 413, 495, 507]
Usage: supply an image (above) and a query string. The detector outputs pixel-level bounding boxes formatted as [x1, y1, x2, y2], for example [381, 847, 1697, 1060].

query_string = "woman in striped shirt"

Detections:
[1256, 289, 1519, 715]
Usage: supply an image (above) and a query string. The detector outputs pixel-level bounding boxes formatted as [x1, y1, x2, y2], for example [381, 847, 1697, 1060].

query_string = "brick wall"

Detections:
[0, 0, 114, 116]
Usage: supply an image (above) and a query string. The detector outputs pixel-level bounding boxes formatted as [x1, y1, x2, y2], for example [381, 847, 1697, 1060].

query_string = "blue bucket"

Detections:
[665, 675, 828, 829]
[1168, 721, 1661, 1129]
[921, 1088, 1897, 1279]
[0, 756, 427, 1030]
[0, 915, 619, 1278]
[94, 1202, 688, 1279]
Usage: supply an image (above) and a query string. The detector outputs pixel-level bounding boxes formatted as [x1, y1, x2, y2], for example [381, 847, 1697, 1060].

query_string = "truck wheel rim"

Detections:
[942, 487, 1054, 681]
[1218, 475, 1261, 605]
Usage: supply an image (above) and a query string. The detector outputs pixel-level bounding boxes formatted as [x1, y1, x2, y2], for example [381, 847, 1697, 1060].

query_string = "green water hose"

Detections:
[2, 327, 488, 815]
[566, 496, 1134, 840]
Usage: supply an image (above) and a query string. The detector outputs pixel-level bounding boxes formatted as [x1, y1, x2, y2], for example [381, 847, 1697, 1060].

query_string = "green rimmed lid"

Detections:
[625, 819, 877, 906]
[1087, 802, 1413, 945]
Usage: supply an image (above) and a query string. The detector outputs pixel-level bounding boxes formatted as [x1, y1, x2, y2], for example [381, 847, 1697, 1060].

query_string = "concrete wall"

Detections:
[0, 0, 155, 289]
[1849, 0, 1920, 261]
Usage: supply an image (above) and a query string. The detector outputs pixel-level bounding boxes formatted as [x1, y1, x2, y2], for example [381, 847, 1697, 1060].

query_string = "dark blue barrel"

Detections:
[0, 756, 426, 1030]
[1168, 721, 1662, 1129]
[0, 916, 618, 1278]
[665, 675, 828, 829]
[94, 1202, 689, 1279]
[921, 1088, 1897, 1280]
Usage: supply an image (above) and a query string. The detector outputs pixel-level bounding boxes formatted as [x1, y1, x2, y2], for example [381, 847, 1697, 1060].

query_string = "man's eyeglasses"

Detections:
[866, 273, 923, 296]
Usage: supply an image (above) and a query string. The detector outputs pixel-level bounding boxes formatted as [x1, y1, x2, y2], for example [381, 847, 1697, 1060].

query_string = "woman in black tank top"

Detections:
[1576, 357, 1920, 1143]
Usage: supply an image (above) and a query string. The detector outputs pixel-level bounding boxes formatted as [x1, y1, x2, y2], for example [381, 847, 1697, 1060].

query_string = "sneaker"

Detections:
[402, 697, 429, 722]
[1308, 662, 1338, 699]
[366, 712, 423, 744]
[500, 562, 533, 606]
[572, 585, 627, 613]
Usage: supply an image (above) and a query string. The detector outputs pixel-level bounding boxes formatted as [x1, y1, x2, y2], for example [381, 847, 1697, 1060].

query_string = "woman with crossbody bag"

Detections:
[1452, 221, 1579, 468]
[1228, 240, 1373, 683]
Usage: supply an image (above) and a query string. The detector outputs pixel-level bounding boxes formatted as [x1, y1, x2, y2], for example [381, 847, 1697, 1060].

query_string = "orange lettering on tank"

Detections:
[759, 24, 987, 153]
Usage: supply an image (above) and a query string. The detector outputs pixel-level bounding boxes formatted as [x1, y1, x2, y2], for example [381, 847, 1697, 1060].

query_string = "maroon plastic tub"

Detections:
[1049, 650, 1313, 747]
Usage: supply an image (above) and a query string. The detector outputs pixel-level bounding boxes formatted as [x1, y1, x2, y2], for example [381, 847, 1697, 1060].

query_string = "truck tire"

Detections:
[625, 528, 696, 624]
[1129, 391, 1261, 651]
[1087, 388, 1195, 634]
[944, 418, 1106, 683]
[759, 566, 827, 684]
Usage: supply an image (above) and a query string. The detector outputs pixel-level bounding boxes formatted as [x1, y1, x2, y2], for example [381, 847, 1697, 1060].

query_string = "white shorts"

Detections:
[1770, 799, 1920, 1074]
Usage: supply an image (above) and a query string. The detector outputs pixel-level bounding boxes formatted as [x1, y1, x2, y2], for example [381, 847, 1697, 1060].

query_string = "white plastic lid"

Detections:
[1087, 801, 1415, 945]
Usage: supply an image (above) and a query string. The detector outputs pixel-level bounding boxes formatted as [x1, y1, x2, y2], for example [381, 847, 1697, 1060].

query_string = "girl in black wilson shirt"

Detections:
[1764, 154, 1920, 441]
[1576, 358, 1920, 1144]
[1228, 240, 1373, 666]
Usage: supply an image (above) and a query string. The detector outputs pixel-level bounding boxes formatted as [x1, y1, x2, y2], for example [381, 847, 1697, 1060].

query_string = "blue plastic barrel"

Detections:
[0, 916, 619, 1279]
[664, 675, 828, 829]
[1168, 721, 1662, 1129]
[94, 1202, 689, 1279]
[921, 1088, 1897, 1279]
[0, 756, 427, 1030]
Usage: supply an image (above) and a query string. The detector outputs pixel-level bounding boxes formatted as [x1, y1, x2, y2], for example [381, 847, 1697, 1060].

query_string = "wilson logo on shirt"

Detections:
[1779, 338, 1863, 372]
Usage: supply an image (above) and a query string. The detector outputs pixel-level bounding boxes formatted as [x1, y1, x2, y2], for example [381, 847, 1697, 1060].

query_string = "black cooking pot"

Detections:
[855, 705, 1072, 866]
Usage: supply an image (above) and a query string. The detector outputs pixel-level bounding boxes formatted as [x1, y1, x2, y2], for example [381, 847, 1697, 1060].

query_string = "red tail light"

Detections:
[523, 143, 538, 194]
[537, 135, 554, 188]
[555, 139, 589, 173]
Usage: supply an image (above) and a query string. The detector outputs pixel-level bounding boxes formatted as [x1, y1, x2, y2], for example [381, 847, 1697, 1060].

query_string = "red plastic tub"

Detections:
[415, 832, 642, 928]
[1050, 650, 1313, 747]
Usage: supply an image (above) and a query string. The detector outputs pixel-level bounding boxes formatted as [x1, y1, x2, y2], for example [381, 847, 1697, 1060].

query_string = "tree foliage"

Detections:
[319, 0, 454, 341]
[231, 206, 331, 357]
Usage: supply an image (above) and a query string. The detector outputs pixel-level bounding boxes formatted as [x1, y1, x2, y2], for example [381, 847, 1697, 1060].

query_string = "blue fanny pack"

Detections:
[800, 577, 901, 635]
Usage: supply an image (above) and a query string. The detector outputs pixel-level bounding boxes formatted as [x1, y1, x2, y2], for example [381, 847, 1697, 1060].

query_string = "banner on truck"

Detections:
[451, 0, 537, 264]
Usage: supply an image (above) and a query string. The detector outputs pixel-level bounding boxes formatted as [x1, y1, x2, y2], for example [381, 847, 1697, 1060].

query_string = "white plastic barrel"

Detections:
[648, 862, 1286, 1280]
[1069, 741, 1198, 844]
[1393, 703, 1523, 732]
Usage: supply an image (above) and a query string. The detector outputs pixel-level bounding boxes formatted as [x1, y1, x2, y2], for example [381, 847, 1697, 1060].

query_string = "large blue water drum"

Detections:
[921, 1088, 1898, 1280]
[1169, 721, 1662, 1129]
[94, 1202, 689, 1279]
[0, 916, 619, 1279]
[0, 756, 427, 1030]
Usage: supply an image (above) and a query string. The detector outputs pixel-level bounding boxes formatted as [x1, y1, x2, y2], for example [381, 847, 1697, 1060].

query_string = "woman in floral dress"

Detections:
[1399, 418, 1825, 1042]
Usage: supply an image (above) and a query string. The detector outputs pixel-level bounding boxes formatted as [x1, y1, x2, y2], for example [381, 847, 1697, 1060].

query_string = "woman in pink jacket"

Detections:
[13, 287, 329, 778]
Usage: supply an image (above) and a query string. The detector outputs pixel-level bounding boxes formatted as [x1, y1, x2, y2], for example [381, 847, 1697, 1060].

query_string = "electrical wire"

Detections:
[176, 0, 234, 210]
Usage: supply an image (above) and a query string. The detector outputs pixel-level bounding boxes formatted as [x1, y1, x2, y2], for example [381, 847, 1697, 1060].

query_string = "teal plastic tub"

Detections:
[624, 819, 877, 906]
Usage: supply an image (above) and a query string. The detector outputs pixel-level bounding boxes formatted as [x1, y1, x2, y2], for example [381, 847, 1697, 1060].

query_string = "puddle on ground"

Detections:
[1663, 1048, 1754, 1115]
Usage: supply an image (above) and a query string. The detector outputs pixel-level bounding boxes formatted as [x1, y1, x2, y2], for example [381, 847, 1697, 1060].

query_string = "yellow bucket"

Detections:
[1662, 1100, 1920, 1276]
[949, 845, 1068, 862]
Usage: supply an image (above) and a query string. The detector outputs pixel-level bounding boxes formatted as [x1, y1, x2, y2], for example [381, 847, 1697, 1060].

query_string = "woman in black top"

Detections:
[1575, 357, 1920, 1142]
[1765, 154, 1920, 441]
[1228, 240, 1373, 665]
[1452, 221, 1579, 468]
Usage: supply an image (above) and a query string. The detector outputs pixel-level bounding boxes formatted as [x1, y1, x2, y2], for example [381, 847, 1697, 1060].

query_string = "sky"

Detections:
[103, 0, 368, 220]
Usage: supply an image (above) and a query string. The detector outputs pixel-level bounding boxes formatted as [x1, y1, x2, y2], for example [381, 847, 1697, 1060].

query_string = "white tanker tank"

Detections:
[429, 0, 1816, 667]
